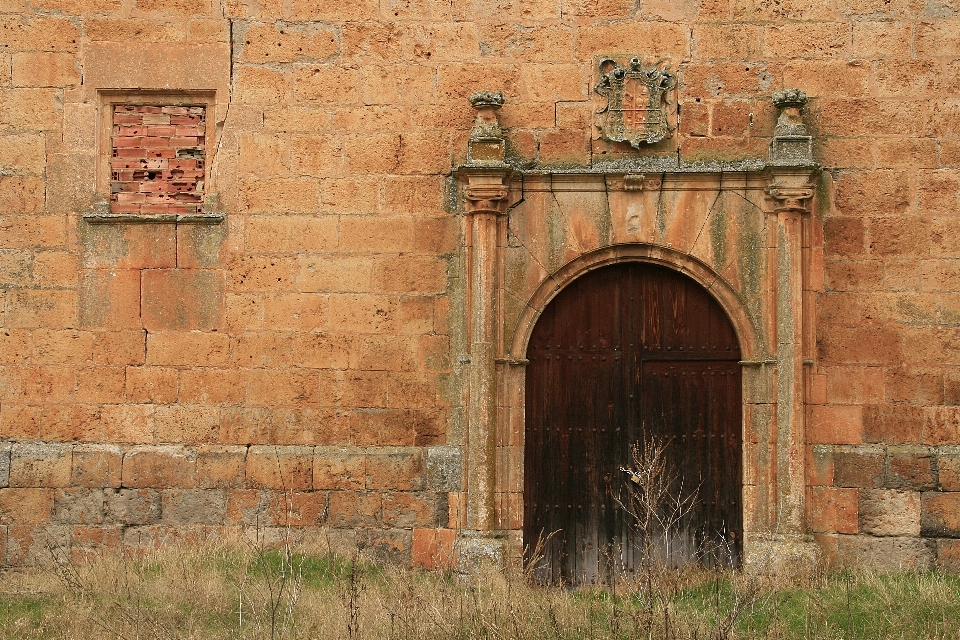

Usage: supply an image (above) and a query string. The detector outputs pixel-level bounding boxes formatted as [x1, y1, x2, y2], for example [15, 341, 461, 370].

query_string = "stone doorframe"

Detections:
[453, 90, 821, 569]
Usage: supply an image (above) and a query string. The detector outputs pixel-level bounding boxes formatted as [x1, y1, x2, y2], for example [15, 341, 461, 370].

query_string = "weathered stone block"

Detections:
[122, 446, 197, 489]
[196, 445, 247, 489]
[146, 331, 229, 366]
[0, 443, 10, 488]
[807, 486, 858, 534]
[382, 492, 444, 528]
[246, 446, 313, 490]
[356, 527, 411, 565]
[412, 527, 457, 570]
[106, 488, 162, 526]
[833, 447, 884, 488]
[161, 489, 226, 525]
[141, 269, 225, 331]
[9, 443, 72, 487]
[426, 445, 463, 492]
[328, 491, 381, 528]
[365, 448, 424, 491]
[79, 269, 141, 330]
[859, 489, 921, 537]
[72, 444, 122, 488]
[836, 535, 934, 572]
[921, 492, 960, 537]
[52, 488, 106, 525]
[313, 447, 366, 490]
[808, 405, 862, 444]
[0, 488, 54, 524]
[887, 447, 937, 490]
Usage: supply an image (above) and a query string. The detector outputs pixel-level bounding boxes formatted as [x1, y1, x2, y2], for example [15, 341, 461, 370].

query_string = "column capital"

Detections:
[458, 167, 514, 216]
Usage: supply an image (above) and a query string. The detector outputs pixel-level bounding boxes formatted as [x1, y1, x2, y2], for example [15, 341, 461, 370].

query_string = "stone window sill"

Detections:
[81, 212, 225, 224]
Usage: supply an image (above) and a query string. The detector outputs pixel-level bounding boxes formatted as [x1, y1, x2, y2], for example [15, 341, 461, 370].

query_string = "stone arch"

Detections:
[508, 244, 760, 363]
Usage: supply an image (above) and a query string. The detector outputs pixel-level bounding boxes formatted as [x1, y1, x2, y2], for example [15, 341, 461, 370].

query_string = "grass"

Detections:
[1, 536, 960, 639]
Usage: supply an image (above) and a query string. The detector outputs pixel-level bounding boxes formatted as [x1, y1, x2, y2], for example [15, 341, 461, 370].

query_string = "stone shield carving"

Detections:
[594, 57, 677, 147]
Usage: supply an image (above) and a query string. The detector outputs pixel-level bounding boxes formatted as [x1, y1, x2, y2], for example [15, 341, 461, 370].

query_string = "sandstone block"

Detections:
[313, 447, 366, 490]
[411, 527, 457, 570]
[836, 535, 934, 572]
[382, 492, 442, 528]
[146, 331, 229, 366]
[935, 538, 960, 572]
[0, 443, 10, 488]
[234, 66, 287, 104]
[105, 488, 162, 525]
[807, 486, 858, 534]
[887, 448, 937, 490]
[806, 445, 833, 486]
[154, 405, 221, 444]
[122, 446, 197, 489]
[79, 269, 140, 330]
[807, 405, 862, 445]
[356, 528, 411, 565]
[244, 216, 338, 253]
[161, 489, 226, 525]
[921, 491, 960, 537]
[6, 289, 77, 329]
[939, 454, 960, 491]
[9, 442, 72, 487]
[31, 329, 93, 365]
[141, 269, 225, 331]
[0, 134, 44, 175]
[228, 255, 297, 291]
[246, 446, 313, 490]
[0, 488, 53, 524]
[75, 365, 126, 403]
[81, 223, 177, 270]
[270, 408, 351, 446]
[93, 330, 146, 365]
[833, 448, 884, 488]
[263, 293, 328, 331]
[52, 488, 106, 525]
[244, 369, 319, 407]
[240, 23, 338, 64]
[859, 489, 921, 537]
[863, 405, 922, 444]
[126, 366, 179, 404]
[365, 448, 424, 491]
[196, 445, 247, 489]
[328, 490, 381, 528]
[71, 525, 123, 563]
[99, 404, 154, 444]
[230, 332, 293, 368]
[71, 444, 122, 488]
[12, 52, 78, 87]
[6, 524, 70, 566]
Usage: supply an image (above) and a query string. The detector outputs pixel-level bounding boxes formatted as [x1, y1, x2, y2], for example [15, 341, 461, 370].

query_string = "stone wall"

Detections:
[0, 0, 959, 570]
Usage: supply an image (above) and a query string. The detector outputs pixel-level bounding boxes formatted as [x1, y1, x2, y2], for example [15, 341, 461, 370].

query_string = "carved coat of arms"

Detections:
[594, 57, 677, 148]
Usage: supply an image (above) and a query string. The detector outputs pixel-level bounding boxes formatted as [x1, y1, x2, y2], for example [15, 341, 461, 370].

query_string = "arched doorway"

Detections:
[523, 262, 743, 584]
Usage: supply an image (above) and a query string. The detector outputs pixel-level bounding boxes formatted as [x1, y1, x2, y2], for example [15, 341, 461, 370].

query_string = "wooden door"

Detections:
[524, 263, 742, 585]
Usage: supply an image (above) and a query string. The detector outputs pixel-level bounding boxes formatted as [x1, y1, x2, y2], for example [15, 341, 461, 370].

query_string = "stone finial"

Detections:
[769, 88, 814, 166]
[467, 90, 506, 164]
[469, 90, 504, 109]
[772, 88, 809, 136]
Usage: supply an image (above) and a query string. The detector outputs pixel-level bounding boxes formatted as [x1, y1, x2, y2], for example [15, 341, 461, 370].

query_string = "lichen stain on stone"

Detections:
[188, 224, 227, 268]
[80, 221, 130, 267]
[545, 198, 568, 272]
[735, 199, 764, 305]
[709, 194, 728, 270]
[654, 188, 667, 240]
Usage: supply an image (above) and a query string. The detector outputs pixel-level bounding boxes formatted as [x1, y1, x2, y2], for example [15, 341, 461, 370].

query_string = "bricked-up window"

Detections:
[110, 105, 206, 215]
